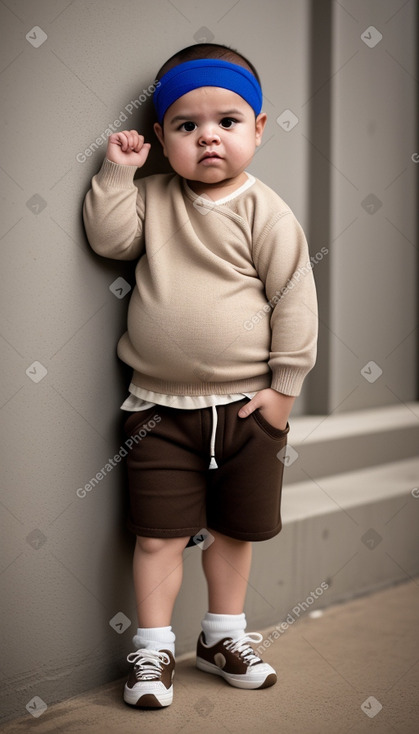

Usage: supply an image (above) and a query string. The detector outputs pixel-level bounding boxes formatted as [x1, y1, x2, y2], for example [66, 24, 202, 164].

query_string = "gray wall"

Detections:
[0, 0, 417, 722]
[328, 0, 418, 412]
[306, 0, 418, 413]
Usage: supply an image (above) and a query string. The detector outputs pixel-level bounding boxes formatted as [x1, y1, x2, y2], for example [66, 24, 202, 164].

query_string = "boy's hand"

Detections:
[106, 130, 151, 167]
[238, 388, 295, 431]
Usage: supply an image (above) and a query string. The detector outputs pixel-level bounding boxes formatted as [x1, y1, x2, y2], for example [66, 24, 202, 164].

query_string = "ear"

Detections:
[255, 112, 267, 146]
[153, 122, 167, 156]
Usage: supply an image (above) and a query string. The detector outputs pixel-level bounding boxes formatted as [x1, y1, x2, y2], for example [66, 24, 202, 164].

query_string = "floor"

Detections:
[2, 579, 419, 734]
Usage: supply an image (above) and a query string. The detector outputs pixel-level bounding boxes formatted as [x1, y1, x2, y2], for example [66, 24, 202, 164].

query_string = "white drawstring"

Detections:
[208, 405, 218, 469]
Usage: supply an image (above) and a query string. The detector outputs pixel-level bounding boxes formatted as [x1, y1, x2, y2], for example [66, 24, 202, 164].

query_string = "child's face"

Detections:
[154, 86, 267, 191]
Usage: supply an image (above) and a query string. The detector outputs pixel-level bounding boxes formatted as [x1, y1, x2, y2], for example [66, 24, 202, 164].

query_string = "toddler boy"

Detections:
[83, 42, 318, 708]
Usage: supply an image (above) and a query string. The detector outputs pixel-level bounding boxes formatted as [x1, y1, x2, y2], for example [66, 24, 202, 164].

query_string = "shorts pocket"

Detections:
[123, 406, 158, 437]
[251, 409, 290, 440]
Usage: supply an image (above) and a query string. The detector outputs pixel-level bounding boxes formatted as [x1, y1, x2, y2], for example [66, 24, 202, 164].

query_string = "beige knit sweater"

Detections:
[83, 159, 318, 397]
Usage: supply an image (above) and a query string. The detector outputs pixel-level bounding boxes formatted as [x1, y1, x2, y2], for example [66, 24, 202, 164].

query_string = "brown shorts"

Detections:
[123, 398, 289, 543]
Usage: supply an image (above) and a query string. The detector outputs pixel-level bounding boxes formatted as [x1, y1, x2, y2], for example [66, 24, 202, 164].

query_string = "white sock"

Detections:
[201, 612, 246, 645]
[133, 626, 175, 656]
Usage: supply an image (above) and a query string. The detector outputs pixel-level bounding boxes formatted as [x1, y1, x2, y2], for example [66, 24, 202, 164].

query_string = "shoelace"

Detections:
[224, 632, 263, 666]
[127, 649, 170, 681]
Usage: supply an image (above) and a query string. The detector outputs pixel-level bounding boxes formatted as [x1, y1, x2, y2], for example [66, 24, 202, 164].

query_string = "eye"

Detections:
[179, 121, 197, 132]
[220, 117, 237, 129]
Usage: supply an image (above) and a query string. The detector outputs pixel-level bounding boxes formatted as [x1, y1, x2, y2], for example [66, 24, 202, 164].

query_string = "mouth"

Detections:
[199, 152, 222, 163]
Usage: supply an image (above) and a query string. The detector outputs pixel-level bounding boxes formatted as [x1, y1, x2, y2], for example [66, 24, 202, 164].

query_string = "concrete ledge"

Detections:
[285, 402, 419, 483]
[282, 456, 419, 522]
[245, 457, 419, 633]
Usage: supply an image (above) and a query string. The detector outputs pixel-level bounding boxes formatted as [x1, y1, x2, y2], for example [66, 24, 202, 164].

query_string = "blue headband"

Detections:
[153, 58, 263, 124]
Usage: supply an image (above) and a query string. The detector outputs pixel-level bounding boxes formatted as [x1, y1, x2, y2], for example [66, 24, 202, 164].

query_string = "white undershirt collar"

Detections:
[184, 172, 256, 206]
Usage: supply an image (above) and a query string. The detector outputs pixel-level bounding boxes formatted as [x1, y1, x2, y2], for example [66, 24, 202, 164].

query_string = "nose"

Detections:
[198, 125, 221, 146]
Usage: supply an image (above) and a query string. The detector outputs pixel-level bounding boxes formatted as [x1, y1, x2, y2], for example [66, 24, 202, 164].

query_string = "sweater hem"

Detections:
[130, 371, 271, 397]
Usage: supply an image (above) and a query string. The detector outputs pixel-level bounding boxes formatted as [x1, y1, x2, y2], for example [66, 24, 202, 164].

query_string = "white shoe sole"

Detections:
[196, 657, 276, 689]
[123, 683, 173, 707]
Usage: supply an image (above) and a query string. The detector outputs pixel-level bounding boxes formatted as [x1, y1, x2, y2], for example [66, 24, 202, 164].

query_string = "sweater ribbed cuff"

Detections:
[96, 158, 138, 188]
[270, 367, 309, 397]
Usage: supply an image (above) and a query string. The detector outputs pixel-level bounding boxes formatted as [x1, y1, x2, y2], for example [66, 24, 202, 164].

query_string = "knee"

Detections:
[135, 535, 188, 555]
[136, 536, 167, 554]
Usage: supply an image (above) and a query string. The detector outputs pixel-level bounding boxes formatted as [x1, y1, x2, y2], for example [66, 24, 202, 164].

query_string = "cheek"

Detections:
[164, 141, 195, 175]
[167, 137, 188, 158]
[168, 140, 194, 166]
[230, 138, 252, 159]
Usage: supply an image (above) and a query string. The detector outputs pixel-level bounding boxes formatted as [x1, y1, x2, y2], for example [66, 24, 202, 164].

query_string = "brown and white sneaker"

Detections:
[123, 648, 175, 708]
[196, 632, 277, 690]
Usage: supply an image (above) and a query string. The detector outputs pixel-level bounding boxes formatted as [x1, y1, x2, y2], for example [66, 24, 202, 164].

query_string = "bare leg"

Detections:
[133, 536, 190, 627]
[201, 529, 252, 614]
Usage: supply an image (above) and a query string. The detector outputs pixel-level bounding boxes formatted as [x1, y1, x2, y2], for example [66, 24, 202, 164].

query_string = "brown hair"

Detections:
[155, 43, 261, 86]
